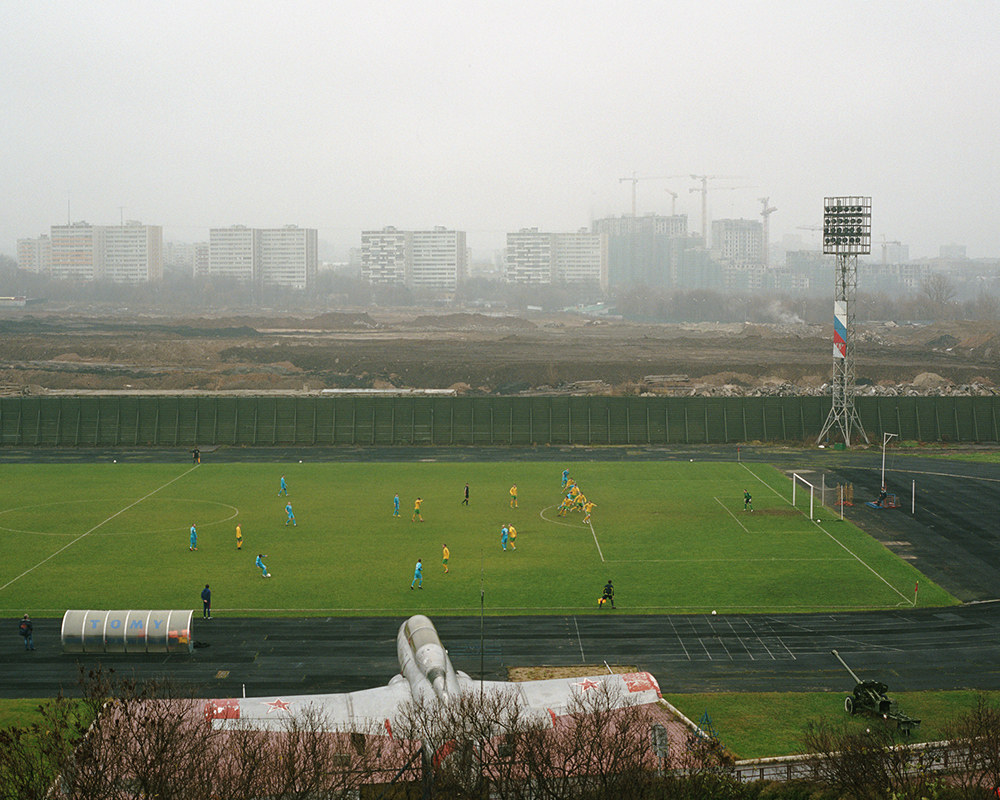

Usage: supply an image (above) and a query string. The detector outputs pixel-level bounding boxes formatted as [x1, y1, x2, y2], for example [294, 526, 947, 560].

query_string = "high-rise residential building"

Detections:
[259, 226, 317, 289]
[49, 222, 103, 281]
[505, 229, 554, 284]
[31, 222, 162, 282]
[361, 227, 411, 284]
[208, 225, 317, 288]
[209, 225, 259, 281]
[193, 243, 210, 277]
[504, 228, 608, 289]
[592, 214, 693, 289]
[16, 235, 51, 273]
[711, 218, 763, 265]
[360, 226, 467, 290]
[411, 227, 466, 290]
[102, 221, 163, 283]
[553, 229, 607, 289]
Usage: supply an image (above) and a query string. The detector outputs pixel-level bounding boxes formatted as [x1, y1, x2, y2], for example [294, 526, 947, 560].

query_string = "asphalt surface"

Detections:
[3, 445, 1000, 699]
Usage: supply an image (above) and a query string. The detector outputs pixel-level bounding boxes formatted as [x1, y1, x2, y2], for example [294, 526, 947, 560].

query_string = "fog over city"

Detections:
[3, 1, 999, 260]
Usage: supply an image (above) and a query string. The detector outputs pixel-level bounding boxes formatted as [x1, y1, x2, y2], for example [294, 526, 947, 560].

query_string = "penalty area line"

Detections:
[740, 463, 912, 606]
[714, 496, 749, 533]
[0, 464, 201, 594]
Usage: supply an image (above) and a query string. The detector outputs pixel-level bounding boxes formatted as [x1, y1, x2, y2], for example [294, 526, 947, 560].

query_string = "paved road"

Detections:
[3, 446, 999, 699]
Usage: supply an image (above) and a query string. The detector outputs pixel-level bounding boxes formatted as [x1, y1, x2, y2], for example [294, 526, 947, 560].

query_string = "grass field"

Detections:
[0, 460, 956, 617]
[665, 690, 985, 759]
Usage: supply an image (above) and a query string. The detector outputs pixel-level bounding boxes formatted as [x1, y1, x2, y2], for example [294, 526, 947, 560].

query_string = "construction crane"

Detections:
[759, 197, 777, 267]
[665, 189, 679, 216]
[619, 173, 690, 216]
[688, 174, 752, 244]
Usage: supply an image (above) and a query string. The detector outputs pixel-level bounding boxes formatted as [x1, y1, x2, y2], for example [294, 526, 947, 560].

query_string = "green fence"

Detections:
[1, 395, 997, 446]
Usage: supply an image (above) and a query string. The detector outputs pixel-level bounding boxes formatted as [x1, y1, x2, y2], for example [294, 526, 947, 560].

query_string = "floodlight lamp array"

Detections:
[823, 196, 871, 255]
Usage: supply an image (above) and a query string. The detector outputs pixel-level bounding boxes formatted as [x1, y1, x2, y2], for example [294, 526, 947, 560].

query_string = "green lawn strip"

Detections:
[0, 461, 957, 617]
[664, 690, 983, 760]
[911, 451, 1000, 463]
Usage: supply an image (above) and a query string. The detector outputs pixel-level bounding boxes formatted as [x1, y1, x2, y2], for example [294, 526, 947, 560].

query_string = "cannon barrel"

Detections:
[831, 649, 862, 684]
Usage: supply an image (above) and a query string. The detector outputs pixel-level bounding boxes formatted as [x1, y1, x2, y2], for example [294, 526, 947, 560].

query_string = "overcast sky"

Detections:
[3, 1, 999, 261]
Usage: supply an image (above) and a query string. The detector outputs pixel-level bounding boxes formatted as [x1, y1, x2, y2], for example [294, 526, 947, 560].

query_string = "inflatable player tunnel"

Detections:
[61, 610, 194, 654]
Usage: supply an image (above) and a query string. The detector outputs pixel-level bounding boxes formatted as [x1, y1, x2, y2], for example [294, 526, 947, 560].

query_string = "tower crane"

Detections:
[665, 189, 679, 216]
[619, 173, 690, 216]
[759, 197, 777, 267]
[688, 175, 752, 245]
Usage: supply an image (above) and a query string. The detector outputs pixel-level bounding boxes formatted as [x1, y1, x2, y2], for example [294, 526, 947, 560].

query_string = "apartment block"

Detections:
[711, 218, 763, 265]
[16, 235, 51, 273]
[259, 226, 317, 289]
[411, 227, 466, 290]
[504, 228, 607, 289]
[102, 221, 163, 283]
[209, 226, 259, 281]
[360, 226, 466, 290]
[361, 227, 411, 284]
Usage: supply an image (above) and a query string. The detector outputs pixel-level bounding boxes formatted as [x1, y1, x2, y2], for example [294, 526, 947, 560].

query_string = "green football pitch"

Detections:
[0, 460, 956, 617]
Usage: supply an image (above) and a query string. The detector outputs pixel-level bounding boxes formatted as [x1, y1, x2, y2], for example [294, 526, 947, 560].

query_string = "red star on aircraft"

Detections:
[263, 698, 292, 713]
[572, 678, 602, 692]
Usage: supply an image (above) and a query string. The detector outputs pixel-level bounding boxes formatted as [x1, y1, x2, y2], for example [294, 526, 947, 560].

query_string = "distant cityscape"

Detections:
[15, 215, 998, 298]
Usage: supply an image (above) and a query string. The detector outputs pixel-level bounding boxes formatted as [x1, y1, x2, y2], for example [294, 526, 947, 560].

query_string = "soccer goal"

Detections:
[791, 472, 816, 520]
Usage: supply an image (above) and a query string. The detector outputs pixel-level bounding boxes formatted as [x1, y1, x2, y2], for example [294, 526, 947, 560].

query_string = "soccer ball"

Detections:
[598, 597, 606, 606]
[113, 459, 117, 463]
[711, 610, 717, 615]
[299, 460, 303, 463]
[265, 573, 272, 578]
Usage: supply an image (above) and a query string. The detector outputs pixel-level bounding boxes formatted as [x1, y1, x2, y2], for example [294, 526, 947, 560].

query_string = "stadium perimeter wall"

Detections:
[0, 395, 998, 446]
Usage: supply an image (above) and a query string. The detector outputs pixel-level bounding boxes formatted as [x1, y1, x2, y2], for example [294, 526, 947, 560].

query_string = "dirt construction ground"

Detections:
[1, 309, 999, 396]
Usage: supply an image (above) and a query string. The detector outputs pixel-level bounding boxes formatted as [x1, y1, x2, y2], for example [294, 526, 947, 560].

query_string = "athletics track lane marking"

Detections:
[0, 464, 201, 594]
[740, 462, 912, 606]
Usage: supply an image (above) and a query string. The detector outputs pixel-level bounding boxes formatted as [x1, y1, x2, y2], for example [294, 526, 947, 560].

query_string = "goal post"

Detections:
[791, 472, 816, 520]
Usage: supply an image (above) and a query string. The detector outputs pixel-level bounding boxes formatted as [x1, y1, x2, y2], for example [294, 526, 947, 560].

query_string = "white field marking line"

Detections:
[0, 464, 200, 593]
[741, 463, 912, 605]
[1, 603, 917, 615]
[603, 557, 854, 563]
[0, 502, 240, 537]
[539, 505, 588, 529]
[572, 616, 586, 661]
[587, 518, 605, 563]
[714, 496, 749, 533]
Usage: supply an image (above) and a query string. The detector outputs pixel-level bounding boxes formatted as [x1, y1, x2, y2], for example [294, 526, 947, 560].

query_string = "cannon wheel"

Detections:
[844, 696, 855, 714]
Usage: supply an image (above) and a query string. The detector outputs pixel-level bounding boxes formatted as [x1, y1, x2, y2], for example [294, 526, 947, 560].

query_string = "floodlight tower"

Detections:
[817, 196, 871, 447]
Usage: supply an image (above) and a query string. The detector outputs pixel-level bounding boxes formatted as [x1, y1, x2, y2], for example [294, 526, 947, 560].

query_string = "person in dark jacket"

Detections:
[18, 614, 34, 650]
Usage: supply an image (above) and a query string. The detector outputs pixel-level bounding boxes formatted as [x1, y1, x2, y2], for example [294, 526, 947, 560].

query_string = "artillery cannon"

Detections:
[831, 650, 920, 735]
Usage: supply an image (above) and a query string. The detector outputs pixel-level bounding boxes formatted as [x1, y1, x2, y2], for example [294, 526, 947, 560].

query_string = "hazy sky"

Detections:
[3, 1, 1000, 260]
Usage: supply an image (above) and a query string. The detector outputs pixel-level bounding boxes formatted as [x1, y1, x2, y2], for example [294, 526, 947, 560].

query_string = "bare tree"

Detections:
[942, 694, 1000, 799]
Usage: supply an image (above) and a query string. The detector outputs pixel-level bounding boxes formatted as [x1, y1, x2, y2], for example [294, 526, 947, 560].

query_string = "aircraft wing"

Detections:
[205, 677, 413, 734]
[478, 671, 662, 724]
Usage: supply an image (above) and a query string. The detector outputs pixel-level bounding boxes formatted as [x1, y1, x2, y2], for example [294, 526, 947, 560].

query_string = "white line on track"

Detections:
[0, 465, 201, 594]
[714, 496, 749, 532]
[741, 463, 912, 606]
[573, 616, 586, 661]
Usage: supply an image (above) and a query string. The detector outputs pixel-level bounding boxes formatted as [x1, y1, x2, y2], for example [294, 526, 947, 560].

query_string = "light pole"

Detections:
[881, 432, 897, 490]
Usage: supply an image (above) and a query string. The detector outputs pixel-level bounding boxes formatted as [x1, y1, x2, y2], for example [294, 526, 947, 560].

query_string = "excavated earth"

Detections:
[0, 309, 997, 396]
